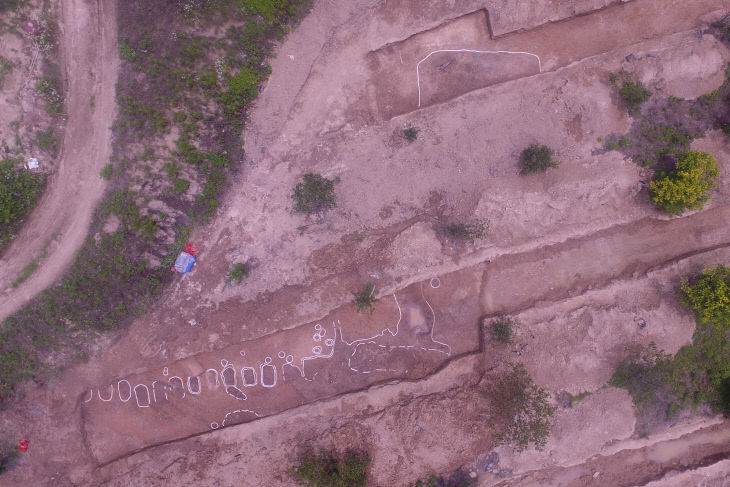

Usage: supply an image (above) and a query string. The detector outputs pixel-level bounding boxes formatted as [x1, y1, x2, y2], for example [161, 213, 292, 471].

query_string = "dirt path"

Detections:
[0, 0, 117, 319]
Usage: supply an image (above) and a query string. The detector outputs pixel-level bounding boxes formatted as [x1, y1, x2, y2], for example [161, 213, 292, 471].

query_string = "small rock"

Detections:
[498, 469, 512, 479]
[469, 471, 477, 479]
[593, 472, 600, 478]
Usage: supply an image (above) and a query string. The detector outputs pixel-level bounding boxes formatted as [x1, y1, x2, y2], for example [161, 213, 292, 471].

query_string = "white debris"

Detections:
[26, 158, 39, 170]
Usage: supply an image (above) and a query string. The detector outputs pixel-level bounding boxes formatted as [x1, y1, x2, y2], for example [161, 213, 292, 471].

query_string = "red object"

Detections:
[18, 439, 28, 452]
[184, 242, 198, 257]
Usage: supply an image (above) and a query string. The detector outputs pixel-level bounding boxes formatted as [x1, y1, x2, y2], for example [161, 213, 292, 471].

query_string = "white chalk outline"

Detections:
[98, 384, 114, 402]
[118, 380, 132, 402]
[221, 409, 261, 427]
[416, 49, 542, 107]
[340, 290, 451, 374]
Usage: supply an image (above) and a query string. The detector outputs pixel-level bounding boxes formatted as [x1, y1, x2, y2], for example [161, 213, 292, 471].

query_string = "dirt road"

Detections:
[0, 0, 117, 319]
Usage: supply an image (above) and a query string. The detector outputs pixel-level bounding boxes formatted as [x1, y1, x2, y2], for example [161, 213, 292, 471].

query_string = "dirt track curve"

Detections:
[0, 0, 117, 320]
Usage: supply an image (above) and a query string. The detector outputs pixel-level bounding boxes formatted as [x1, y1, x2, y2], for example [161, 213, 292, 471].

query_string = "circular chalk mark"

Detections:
[211, 422, 219, 429]
[430, 278, 440, 289]
[278, 351, 286, 359]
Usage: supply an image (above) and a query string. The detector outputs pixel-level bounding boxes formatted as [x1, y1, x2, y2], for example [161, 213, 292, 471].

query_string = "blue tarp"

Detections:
[174, 252, 196, 273]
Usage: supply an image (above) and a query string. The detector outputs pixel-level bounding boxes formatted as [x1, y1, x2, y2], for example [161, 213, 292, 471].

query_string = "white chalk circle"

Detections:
[162, 367, 169, 376]
[430, 278, 441, 289]
[278, 351, 286, 359]
[312, 346, 323, 355]
[239, 350, 246, 357]
[210, 422, 219, 429]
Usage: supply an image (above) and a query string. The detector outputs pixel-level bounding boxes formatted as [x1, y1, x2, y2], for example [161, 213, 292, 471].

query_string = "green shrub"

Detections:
[616, 72, 651, 114]
[681, 265, 730, 327]
[519, 144, 559, 175]
[488, 316, 513, 344]
[488, 363, 556, 451]
[291, 450, 370, 487]
[649, 151, 718, 214]
[403, 125, 419, 142]
[352, 282, 378, 313]
[292, 173, 336, 214]
[226, 262, 249, 284]
[13, 259, 39, 288]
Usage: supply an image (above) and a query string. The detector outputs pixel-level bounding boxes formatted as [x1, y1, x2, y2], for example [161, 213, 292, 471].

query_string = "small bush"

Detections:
[681, 265, 730, 327]
[291, 450, 370, 487]
[13, 259, 39, 288]
[226, 262, 249, 284]
[649, 151, 719, 215]
[519, 144, 558, 175]
[488, 363, 556, 451]
[403, 125, 419, 142]
[488, 316, 513, 344]
[292, 173, 336, 214]
[616, 72, 651, 114]
[445, 220, 486, 241]
[352, 282, 378, 313]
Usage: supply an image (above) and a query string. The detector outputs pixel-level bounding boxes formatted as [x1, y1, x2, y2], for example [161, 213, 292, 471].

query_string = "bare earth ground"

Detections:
[2, 0, 730, 485]
[0, 0, 116, 318]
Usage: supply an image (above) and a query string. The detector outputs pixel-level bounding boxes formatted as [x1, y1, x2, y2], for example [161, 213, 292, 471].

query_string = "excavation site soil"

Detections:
[3, 0, 730, 485]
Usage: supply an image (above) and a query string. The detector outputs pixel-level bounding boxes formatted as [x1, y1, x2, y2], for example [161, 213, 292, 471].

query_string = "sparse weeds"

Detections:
[291, 450, 370, 487]
[0, 157, 45, 251]
[35, 127, 57, 153]
[0, 55, 13, 90]
[409, 469, 476, 487]
[35, 76, 62, 115]
[0, 439, 19, 475]
[226, 262, 249, 284]
[352, 282, 378, 313]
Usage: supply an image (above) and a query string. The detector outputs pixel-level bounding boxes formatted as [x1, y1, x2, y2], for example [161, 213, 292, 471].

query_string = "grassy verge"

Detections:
[0, 0, 310, 404]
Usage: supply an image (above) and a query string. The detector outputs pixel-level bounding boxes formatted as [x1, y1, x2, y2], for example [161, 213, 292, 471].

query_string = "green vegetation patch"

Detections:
[0, 157, 45, 251]
[0, 55, 13, 90]
[403, 125, 419, 142]
[291, 450, 370, 487]
[610, 265, 730, 431]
